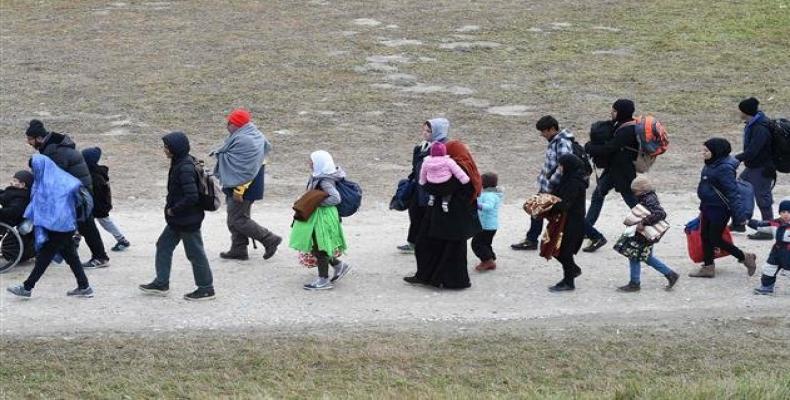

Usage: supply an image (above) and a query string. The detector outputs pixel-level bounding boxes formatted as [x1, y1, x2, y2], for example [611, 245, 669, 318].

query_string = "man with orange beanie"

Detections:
[211, 108, 281, 261]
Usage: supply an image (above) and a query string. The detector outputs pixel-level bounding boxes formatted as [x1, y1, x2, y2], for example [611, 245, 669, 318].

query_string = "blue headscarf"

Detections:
[426, 118, 450, 143]
[24, 154, 82, 249]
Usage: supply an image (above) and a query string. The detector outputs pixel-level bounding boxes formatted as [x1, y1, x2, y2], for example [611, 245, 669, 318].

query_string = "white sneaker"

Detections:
[303, 277, 334, 290]
[331, 262, 352, 282]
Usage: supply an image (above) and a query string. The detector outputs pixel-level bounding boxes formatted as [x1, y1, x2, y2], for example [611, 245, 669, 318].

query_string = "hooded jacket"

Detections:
[38, 132, 92, 191]
[162, 132, 204, 231]
[736, 112, 773, 169]
[477, 188, 503, 230]
[0, 186, 30, 226]
[82, 147, 113, 218]
[698, 139, 744, 220]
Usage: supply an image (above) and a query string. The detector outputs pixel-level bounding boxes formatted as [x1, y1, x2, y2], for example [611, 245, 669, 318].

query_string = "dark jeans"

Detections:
[585, 173, 639, 240]
[154, 226, 213, 289]
[78, 216, 108, 260]
[226, 198, 279, 253]
[555, 253, 581, 286]
[472, 230, 497, 262]
[740, 167, 774, 221]
[407, 205, 427, 245]
[701, 211, 745, 266]
[526, 216, 543, 243]
[24, 230, 89, 291]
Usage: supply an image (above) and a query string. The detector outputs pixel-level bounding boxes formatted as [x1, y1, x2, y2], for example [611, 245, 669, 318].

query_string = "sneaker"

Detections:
[548, 281, 575, 292]
[729, 224, 746, 233]
[220, 251, 249, 260]
[139, 281, 170, 296]
[7, 284, 31, 298]
[397, 243, 415, 254]
[184, 287, 215, 301]
[665, 271, 680, 289]
[511, 239, 538, 251]
[111, 238, 131, 252]
[742, 253, 757, 276]
[331, 262, 352, 282]
[748, 231, 774, 241]
[617, 282, 641, 293]
[753, 286, 774, 295]
[303, 277, 333, 290]
[67, 286, 94, 298]
[441, 202, 449, 213]
[582, 237, 608, 253]
[82, 258, 110, 269]
[263, 236, 283, 260]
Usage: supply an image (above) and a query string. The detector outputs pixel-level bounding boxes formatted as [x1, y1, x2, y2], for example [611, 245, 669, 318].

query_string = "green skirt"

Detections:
[289, 206, 347, 254]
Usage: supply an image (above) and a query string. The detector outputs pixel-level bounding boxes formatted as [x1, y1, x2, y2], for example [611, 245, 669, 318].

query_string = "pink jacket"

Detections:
[419, 155, 470, 185]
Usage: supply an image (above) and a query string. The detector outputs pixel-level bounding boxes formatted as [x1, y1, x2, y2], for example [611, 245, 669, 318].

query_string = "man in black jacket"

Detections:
[582, 99, 641, 252]
[25, 120, 110, 268]
[735, 97, 775, 240]
[139, 131, 215, 301]
[0, 171, 33, 226]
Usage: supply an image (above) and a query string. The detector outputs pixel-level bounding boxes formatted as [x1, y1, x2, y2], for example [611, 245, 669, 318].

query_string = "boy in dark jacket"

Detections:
[0, 171, 33, 227]
[81, 147, 131, 252]
[139, 132, 215, 301]
[752, 200, 790, 295]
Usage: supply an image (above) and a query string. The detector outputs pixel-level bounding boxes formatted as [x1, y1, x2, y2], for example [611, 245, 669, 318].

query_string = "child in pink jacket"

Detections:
[419, 142, 470, 212]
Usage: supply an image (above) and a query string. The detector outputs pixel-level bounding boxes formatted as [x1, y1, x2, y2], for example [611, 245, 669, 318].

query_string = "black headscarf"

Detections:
[558, 154, 589, 188]
[703, 138, 732, 165]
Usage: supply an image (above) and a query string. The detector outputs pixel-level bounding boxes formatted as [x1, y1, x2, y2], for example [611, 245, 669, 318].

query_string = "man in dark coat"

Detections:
[25, 119, 110, 269]
[735, 97, 775, 240]
[582, 99, 640, 252]
[0, 171, 33, 227]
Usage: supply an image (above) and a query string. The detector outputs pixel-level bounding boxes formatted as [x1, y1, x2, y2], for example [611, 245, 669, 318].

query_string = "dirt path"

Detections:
[1, 194, 787, 337]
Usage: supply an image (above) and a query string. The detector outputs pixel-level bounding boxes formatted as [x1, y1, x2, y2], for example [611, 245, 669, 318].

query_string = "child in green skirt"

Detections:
[289, 150, 351, 290]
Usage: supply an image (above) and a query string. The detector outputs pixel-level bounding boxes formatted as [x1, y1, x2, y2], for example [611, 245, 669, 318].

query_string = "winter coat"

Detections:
[89, 165, 113, 218]
[550, 154, 589, 258]
[736, 112, 773, 169]
[637, 191, 667, 226]
[584, 122, 638, 193]
[538, 129, 574, 193]
[0, 186, 30, 226]
[697, 155, 744, 220]
[38, 132, 92, 191]
[424, 178, 482, 241]
[477, 188, 503, 231]
[163, 132, 204, 232]
[420, 155, 470, 185]
[307, 167, 346, 207]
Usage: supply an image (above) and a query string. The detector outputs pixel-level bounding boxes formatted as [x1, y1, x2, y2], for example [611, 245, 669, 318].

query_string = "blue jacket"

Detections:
[736, 112, 773, 169]
[697, 156, 744, 220]
[223, 165, 265, 201]
[477, 188, 503, 230]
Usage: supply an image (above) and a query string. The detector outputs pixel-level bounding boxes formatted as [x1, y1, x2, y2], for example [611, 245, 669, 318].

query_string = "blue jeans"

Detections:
[629, 253, 674, 284]
[585, 173, 639, 240]
[154, 226, 213, 289]
[739, 167, 774, 221]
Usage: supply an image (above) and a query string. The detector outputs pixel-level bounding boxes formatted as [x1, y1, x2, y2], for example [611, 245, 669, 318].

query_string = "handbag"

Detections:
[613, 226, 653, 261]
[524, 193, 562, 217]
[293, 189, 329, 221]
[684, 216, 733, 263]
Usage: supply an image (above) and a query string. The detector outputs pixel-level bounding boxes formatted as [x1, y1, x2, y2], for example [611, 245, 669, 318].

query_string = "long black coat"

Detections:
[585, 123, 638, 193]
[424, 179, 482, 241]
[38, 132, 93, 191]
[550, 155, 589, 258]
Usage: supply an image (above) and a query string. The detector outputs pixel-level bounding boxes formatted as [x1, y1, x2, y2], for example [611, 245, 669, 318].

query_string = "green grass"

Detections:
[2, 319, 789, 399]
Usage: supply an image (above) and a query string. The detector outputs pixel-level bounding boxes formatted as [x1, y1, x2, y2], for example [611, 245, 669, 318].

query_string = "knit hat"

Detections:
[738, 97, 759, 116]
[430, 141, 447, 157]
[227, 108, 251, 127]
[780, 200, 790, 213]
[13, 170, 34, 188]
[612, 99, 635, 123]
[630, 175, 654, 193]
[25, 119, 48, 138]
[81, 147, 102, 168]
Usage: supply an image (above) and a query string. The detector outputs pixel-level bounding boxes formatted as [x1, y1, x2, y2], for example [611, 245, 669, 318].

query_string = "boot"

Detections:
[741, 253, 757, 277]
[688, 264, 715, 278]
[665, 271, 679, 289]
[617, 281, 641, 293]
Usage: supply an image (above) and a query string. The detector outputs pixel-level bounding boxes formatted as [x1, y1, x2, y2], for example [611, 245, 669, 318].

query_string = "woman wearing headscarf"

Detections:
[7, 154, 93, 298]
[397, 118, 450, 253]
[546, 154, 589, 292]
[404, 140, 482, 289]
[689, 138, 757, 278]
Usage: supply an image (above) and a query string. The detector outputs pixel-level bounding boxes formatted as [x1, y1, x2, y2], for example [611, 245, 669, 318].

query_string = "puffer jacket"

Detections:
[697, 156, 743, 218]
[163, 132, 204, 232]
[38, 132, 92, 191]
[636, 191, 667, 226]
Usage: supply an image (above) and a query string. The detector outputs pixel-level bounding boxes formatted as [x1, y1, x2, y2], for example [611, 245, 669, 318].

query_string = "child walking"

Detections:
[752, 200, 790, 295]
[617, 176, 679, 292]
[472, 172, 502, 272]
[81, 147, 131, 251]
[289, 150, 351, 290]
[419, 141, 470, 212]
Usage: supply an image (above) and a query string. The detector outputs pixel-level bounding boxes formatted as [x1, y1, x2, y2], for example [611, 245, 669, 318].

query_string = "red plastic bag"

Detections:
[684, 217, 733, 263]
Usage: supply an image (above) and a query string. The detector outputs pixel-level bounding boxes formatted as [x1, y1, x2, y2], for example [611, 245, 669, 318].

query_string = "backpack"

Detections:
[193, 159, 222, 212]
[623, 115, 669, 173]
[334, 178, 363, 217]
[570, 139, 594, 178]
[768, 118, 790, 173]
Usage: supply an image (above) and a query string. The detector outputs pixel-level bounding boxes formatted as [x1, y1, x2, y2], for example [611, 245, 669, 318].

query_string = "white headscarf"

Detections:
[310, 150, 337, 177]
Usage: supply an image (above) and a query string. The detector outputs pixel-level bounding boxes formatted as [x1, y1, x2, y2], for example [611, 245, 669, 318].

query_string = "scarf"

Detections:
[446, 140, 482, 202]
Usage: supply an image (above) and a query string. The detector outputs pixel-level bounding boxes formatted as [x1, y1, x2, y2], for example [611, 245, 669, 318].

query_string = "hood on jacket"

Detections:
[704, 138, 732, 165]
[426, 118, 450, 143]
[81, 147, 102, 169]
[163, 131, 191, 159]
[42, 132, 76, 149]
[558, 153, 589, 188]
[612, 99, 635, 123]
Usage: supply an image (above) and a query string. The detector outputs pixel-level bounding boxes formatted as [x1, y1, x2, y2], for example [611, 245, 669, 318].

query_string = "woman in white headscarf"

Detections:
[288, 151, 351, 290]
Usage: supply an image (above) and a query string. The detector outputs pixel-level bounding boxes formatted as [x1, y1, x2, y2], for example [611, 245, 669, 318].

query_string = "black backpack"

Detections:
[571, 139, 594, 178]
[768, 118, 790, 173]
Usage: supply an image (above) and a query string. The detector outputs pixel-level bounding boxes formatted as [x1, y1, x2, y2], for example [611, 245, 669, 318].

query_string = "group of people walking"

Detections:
[2, 97, 788, 302]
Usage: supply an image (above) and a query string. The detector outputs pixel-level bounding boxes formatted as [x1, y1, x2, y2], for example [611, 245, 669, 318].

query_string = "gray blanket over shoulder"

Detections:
[211, 122, 272, 189]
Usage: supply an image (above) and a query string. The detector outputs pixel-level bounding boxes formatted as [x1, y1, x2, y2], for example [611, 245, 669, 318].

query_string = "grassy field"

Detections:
[2, 317, 789, 399]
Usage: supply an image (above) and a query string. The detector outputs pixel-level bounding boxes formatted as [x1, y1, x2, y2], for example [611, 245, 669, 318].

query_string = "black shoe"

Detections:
[511, 240, 538, 250]
[548, 281, 575, 292]
[748, 231, 774, 241]
[729, 224, 746, 233]
[582, 237, 608, 253]
[184, 287, 215, 301]
[220, 251, 249, 260]
[617, 282, 641, 292]
[263, 236, 282, 260]
[665, 271, 679, 289]
[403, 276, 425, 285]
[139, 281, 169, 296]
